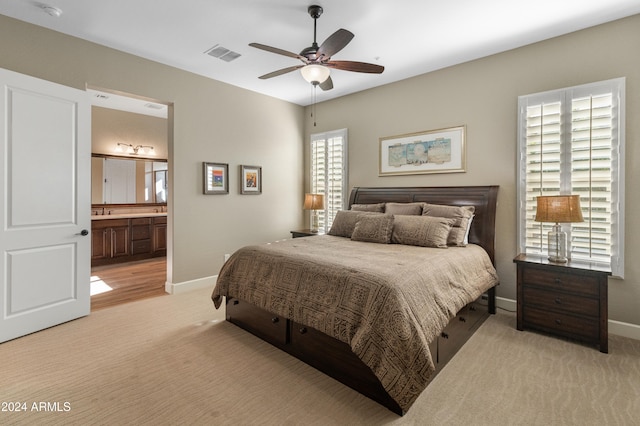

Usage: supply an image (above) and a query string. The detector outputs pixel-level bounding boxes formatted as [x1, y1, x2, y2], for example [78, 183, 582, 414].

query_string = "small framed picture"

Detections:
[203, 162, 229, 194]
[240, 165, 262, 194]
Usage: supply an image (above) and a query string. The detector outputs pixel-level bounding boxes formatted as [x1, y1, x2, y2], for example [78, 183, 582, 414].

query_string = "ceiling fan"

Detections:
[249, 5, 384, 91]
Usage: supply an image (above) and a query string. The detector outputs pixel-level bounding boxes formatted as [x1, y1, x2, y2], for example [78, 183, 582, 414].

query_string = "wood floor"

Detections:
[90, 257, 167, 311]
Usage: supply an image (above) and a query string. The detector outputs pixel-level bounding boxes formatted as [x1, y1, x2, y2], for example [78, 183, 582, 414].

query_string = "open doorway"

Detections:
[88, 87, 171, 310]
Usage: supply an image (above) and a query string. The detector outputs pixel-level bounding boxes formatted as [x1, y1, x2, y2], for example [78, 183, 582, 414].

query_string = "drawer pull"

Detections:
[299, 327, 307, 334]
[459, 316, 467, 322]
[555, 319, 562, 325]
[271, 317, 279, 324]
[555, 298, 562, 304]
[232, 300, 239, 305]
[441, 332, 449, 339]
[554, 278, 563, 284]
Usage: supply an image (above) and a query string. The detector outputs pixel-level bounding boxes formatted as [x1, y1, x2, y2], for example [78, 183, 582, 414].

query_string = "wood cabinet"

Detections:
[152, 216, 167, 255]
[91, 219, 130, 262]
[514, 253, 610, 353]
[91, 216, 167, 266]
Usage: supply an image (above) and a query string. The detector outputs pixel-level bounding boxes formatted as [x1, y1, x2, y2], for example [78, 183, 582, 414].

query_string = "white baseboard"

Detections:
[496, 296, 640, 341]
[165, 275, 217, 295]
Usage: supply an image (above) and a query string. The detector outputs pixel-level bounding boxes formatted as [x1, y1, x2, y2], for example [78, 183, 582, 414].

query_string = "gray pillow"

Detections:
[350, 203, 385, 213]
[351, 214, 394, 244]
[422, 203, 475, 246]
[391, 215, 454, 248]
[328, 210, 381, 238]
[385, 202, 423, 215]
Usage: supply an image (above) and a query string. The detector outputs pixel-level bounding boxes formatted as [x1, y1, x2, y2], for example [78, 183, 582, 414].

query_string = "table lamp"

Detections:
[303, 193, 324, 233]
[534, 195, 584, 263]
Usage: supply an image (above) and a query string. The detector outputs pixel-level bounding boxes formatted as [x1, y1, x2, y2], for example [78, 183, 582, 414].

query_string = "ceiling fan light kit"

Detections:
[300, 64, 330, 85]
[249, 4, 384, 91]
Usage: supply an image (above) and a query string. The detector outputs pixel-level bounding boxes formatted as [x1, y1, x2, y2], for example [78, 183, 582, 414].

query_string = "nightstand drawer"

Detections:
[523, 306, 599, 341]
[522, 267, 599, 297]
[523, 286, 599, 317]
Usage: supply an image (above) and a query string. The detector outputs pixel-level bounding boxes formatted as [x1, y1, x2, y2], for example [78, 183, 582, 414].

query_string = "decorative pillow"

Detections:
[391, 215, 454, 248]
[422, 203, 475, 246]
[385, 202, 423, 216]
[328, 210, 381, 238]
[351, 214, 394, 244]
[350, 203, 385, 213]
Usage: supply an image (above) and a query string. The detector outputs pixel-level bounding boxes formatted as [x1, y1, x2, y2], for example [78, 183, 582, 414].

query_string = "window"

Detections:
[517, 78, 625, 277]
[310, 129, 348, 232]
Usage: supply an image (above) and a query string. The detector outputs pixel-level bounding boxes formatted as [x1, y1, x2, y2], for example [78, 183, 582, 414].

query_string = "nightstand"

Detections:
[514, 253, 611, 353]
[290, 229, 324, 238]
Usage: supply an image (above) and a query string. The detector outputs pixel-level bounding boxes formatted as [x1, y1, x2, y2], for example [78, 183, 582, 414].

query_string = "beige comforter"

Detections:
[212, 235, 499, 411]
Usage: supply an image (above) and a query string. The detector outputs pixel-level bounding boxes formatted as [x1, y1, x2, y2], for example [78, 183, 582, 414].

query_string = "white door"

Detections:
[0, 68, 91, 343]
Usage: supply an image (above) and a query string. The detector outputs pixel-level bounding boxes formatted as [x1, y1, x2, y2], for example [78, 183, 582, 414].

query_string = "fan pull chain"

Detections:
[311, 83, 318, 127]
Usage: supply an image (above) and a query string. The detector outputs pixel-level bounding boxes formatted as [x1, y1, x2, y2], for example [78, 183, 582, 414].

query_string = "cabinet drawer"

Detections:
[153, 216, 167, 225]
[522, 267, 599, 297]
[523, 286, 599, 317]
[131, 239, 151, 254]
[523, 306, 599, 341]
[131, 225, 151, 240]
[91, 218, 129, 230]
[131, 217, 151, 226]
[226, 298, 288, 345]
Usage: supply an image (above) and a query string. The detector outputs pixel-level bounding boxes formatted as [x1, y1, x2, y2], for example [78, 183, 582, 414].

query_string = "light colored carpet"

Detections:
[1, 287, 639, 425]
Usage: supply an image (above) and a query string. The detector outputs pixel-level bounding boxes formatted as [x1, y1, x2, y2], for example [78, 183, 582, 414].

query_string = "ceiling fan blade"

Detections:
[319, 76, 333, 91]
[317, 29, 354, 59]
[258, 65, 303, 80]
[249, 43, 306, 61]
[326, 60, 384, 74]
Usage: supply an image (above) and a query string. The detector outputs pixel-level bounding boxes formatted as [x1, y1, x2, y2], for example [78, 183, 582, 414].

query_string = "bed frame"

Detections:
[224, 186, 499, 415]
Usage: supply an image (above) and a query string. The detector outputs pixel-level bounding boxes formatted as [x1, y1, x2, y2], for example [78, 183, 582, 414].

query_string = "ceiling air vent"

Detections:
[205, 44, 241, 62]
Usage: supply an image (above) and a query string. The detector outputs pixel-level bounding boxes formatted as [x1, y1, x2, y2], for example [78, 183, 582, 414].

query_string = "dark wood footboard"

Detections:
[225, 292, 493, 415]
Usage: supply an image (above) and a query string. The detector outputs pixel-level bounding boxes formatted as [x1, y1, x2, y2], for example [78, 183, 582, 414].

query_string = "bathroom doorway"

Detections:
[88, 87, 172, 310]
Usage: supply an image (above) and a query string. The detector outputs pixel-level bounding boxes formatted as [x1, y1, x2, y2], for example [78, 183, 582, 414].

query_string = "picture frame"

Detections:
[203, 162, 229, 194]
[240, 165, 262, 194]
[379, 125, 466, 176]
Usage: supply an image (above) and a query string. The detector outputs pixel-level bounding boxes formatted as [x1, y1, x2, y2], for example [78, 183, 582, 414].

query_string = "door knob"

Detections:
[76, 229, 89, 236]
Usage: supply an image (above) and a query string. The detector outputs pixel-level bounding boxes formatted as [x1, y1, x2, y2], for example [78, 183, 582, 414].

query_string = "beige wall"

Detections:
[92, 107, 169, 159]
[0, 15, 305, 285]
[304, 15, 640, 327]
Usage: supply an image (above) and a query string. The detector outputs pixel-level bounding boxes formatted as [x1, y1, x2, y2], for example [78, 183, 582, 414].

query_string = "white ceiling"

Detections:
[1, 0, 639, 107]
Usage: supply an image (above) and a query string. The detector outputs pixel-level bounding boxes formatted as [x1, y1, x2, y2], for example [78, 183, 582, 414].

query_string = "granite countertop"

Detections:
[91, 212, 167, 220]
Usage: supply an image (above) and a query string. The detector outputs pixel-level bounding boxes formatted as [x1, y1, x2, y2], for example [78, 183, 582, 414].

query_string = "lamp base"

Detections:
[547, 223, 568, 264]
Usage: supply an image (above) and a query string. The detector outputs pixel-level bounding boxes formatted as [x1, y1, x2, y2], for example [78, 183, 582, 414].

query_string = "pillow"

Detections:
[463, 214, 475, 245]
[422, 203, 475, 246]
[350, 203, 385, 213]
[385, 202, 423, 216]
[391, 215, 454, 248]
[351, 214, 394, 244]
[328, 210, 381, 238]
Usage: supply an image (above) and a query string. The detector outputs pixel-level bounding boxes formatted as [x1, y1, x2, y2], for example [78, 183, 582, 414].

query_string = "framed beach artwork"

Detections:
[240, 165, 262, 194]
[203, 162, 229, 194]
[379, 126, 466, 176]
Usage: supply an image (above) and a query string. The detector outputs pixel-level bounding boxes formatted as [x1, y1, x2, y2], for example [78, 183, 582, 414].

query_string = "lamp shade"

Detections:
[303, 193, 324, 210]
[300, 64, 330, 85]
[534, 195, 583, 223]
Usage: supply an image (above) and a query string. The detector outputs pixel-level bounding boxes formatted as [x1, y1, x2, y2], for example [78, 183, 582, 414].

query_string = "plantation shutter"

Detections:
[311, 129, 348, 232]
[517, 78, 624, 277]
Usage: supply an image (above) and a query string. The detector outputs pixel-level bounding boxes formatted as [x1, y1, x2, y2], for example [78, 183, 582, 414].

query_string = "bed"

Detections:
[212, 186, 499, 415]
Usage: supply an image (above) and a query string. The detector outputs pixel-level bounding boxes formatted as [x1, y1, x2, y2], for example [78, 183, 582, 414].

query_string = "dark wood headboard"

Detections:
[348, 186, 499, 264]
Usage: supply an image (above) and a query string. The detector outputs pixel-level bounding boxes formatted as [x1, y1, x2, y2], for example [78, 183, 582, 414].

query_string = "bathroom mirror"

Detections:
[92, 155, 168, 204]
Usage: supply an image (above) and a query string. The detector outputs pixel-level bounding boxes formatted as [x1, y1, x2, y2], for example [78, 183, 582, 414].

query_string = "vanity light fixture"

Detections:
[116, 143, 155, 155]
